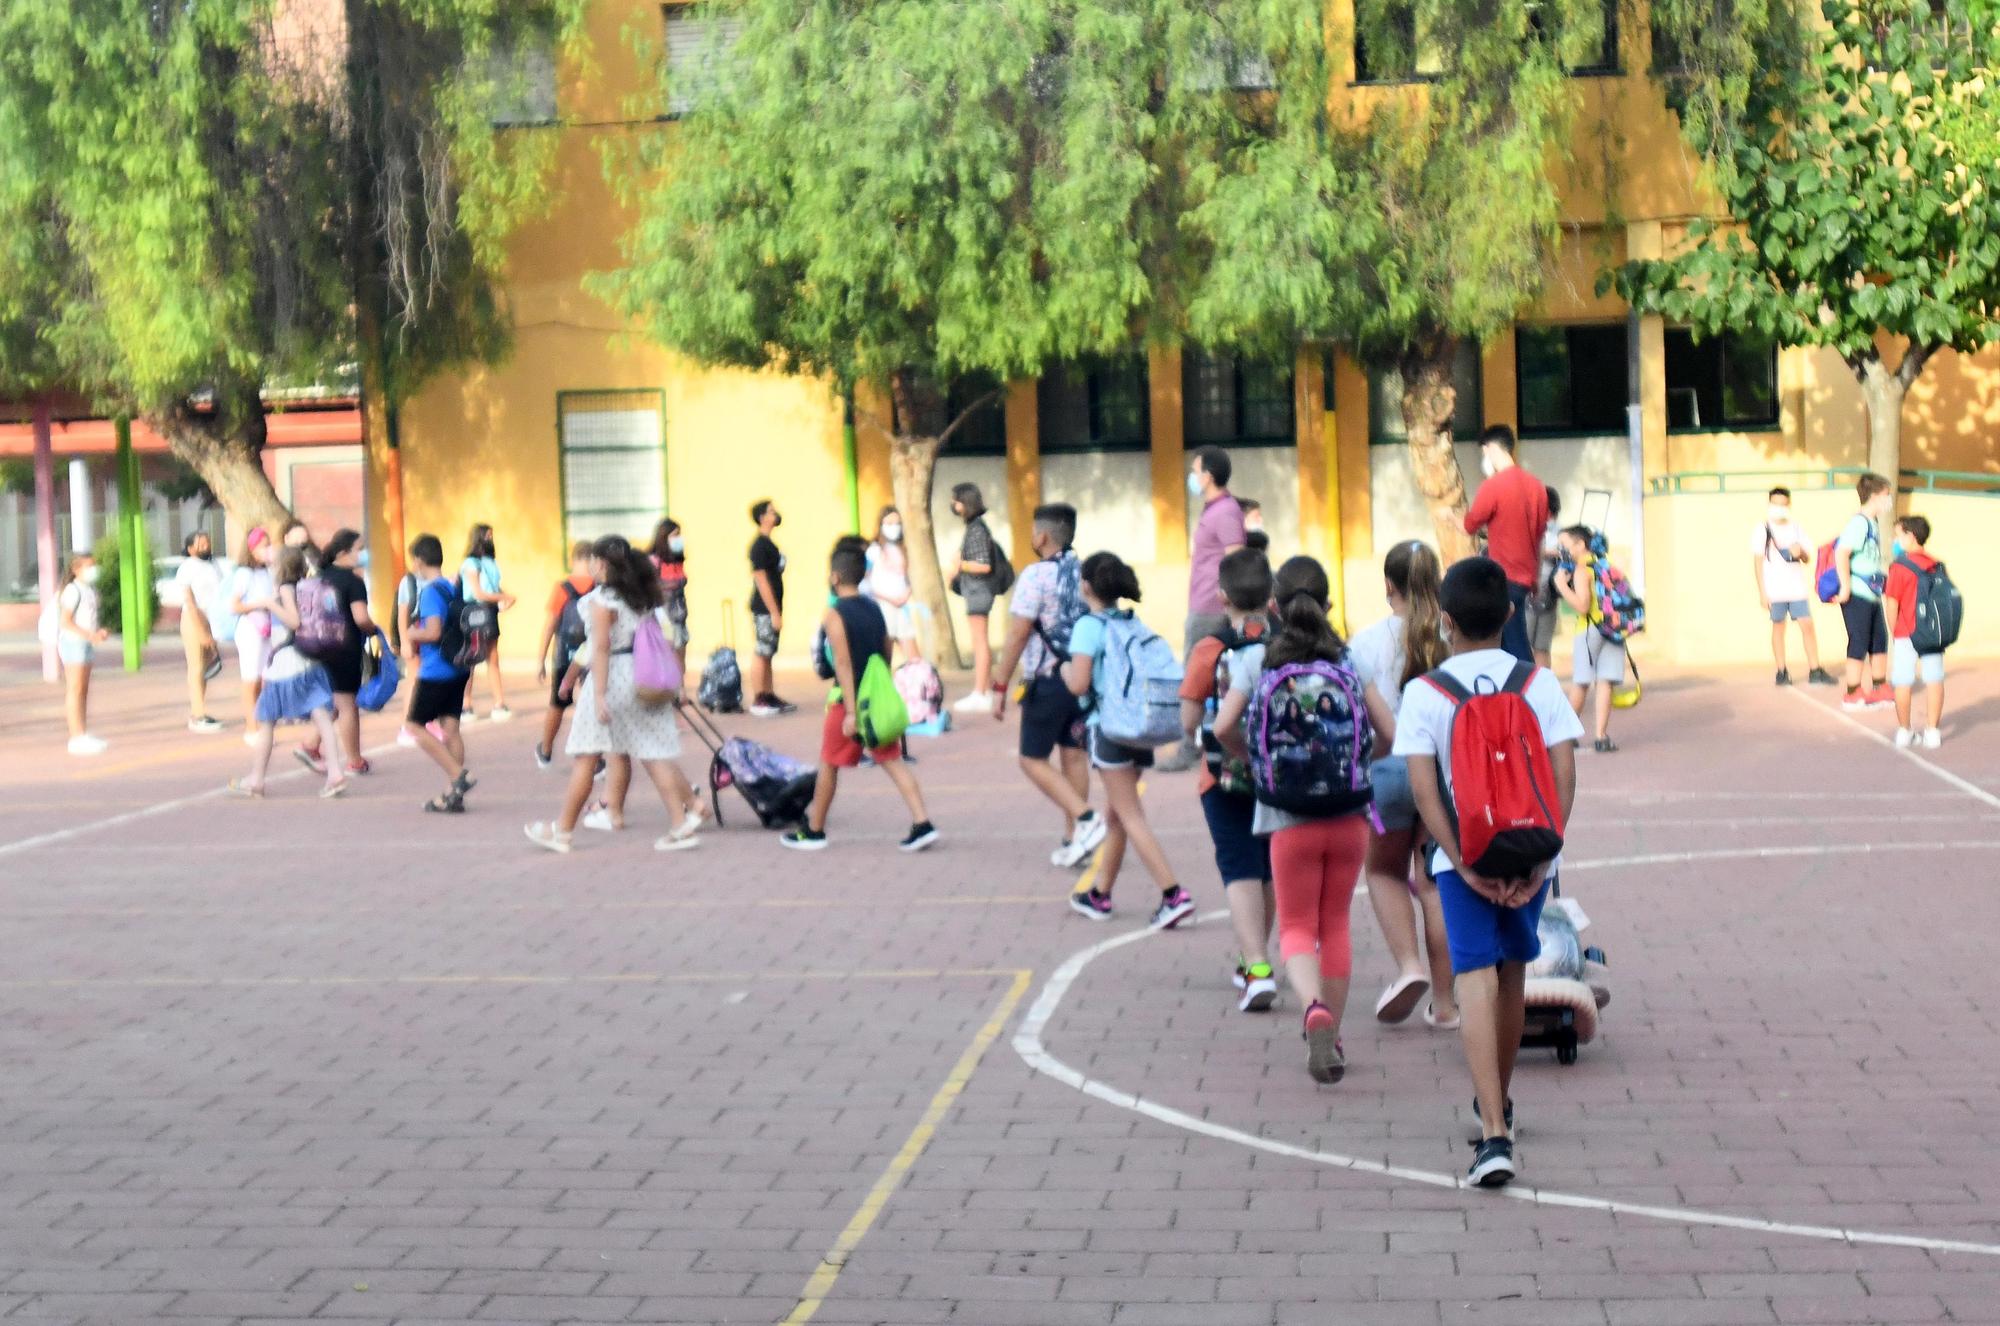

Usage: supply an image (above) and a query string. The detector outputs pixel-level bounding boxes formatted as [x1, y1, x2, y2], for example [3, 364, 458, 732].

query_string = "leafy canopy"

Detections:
[1616, 0, 2000, 364]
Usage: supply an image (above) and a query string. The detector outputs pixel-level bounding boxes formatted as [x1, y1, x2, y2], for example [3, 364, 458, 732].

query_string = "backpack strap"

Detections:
[1421, 667, 1473, 706]
[1500, 659, 1538, 697]
[561, 580, 582, 606]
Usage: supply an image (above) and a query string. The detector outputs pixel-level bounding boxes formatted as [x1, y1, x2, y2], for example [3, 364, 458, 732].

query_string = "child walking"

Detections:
[401, 534, 477, 813]
[1063, 553, 1195, 930]
[780, 538, 939, 852]
[534, 540, 597, 769]
[1215, 556, 1374, 1083]
[227, 546, 349, 800]
[52, 553, 112, 755]
[1883, 514, 1952, 748]
[1395, 557, 1581, 1187]
[1552, 526, 1627, 752]
[1347, 540, 1458, 1030]
[1179, 548, 1276, 1010]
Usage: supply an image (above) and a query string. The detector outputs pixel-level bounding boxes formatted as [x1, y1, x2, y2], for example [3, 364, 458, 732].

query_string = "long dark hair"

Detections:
[593, 535, 663, 613]
[1385, 540, 1447, 690]
[1079, 551, 1141, 607]
[465, 523, 496, 560]
[1264, 555, 1345, 670]
[649, 518, 683, 565]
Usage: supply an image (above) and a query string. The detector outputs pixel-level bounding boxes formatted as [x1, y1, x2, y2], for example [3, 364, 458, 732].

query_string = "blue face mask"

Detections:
[1186, 471, 1203, 497]
[357, 547, 371, 572]
[1890, 539, 1906, 560]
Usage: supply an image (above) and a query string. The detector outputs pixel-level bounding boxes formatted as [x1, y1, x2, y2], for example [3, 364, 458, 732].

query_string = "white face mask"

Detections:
[80, 565, 100, 586]
[1480, 452, 1500, 479]
[1767, 505, 1790, 523]
[668, 535, 685, 555]
[881, 523, 902, 542]
[1187, 470, 1204, 496]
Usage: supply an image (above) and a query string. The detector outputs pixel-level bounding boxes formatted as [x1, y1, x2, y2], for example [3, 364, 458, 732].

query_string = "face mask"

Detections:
[1890, 539, 1906, 559]
[668, 535, 685, 555]
[1244, 518, 1263, 536]
[1186, 471, 1204, 496]
[1767, 505, 1790, 523]
[80, 566, 100, 586]
[771, 514, 783, 529]
[881, 524, 902, 542]
[357, 548, 371, 571]
[1480, 453, 1499, 479]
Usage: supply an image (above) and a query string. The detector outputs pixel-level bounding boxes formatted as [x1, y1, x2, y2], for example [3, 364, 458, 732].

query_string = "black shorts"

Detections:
[549, 671, 574, 711]
[321, 646, 365, 697]
[1841, 596, 1889, 661]
[1018, 675, 1086, 760]
[407, 675, 470, 727]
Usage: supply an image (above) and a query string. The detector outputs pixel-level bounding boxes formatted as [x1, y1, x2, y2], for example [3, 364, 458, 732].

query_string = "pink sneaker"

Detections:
[1303, 1002, 1345, 1084]
[1865, 685, 1895, 709]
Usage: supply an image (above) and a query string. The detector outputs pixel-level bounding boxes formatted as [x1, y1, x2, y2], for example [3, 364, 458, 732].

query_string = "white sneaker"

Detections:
[488, 706, 513, 724]
[66, 734, 107, 757]
[1922, 727, 1943, 749]
[1893, 727, 1915, 749]
[1056, 810, 1109, 868]
[951, 691, 993, 714]
[187, 717, 225, 734]
[1239, 974, 1279, 1013]
[243, 732, 261, 749]
[396, 727, 418, 749]
[1050, 839, 1072, 867]
[460, 709, 479, 724]
[581, 807, 618, 832]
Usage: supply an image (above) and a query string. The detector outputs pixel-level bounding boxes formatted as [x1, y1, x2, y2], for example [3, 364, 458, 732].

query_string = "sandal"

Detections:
[226, 779, 264, 799]
[345, 758, 372, 776]
[319, 779, 349, 800]
[655, 827, 701, 853]
[1374, 973, 1430, 1024]
[423, 791, 465, 814]
[1593, 738, 1619, 753]
[1423, 1001, 1462, 1031]
[524, 821, 573, 854]
[452, 769, 478, 796]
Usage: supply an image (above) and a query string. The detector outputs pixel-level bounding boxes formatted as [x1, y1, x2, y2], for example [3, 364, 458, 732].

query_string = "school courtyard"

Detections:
[3, 644, 2000, 1325]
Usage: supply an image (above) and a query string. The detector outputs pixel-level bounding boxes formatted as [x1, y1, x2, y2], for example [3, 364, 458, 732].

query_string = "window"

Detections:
[1528, 0, 1619, 73]
[1183, 350, 1295, 446]
[558, 390, 667, 545]
[1367, 342, 1483, 443]
[890, 375, 1007, 455]
[484, 31, 557, 126]
[1664, 329, 1780, 431]
[1037, 354, 1151, 452]
[1186, 41, 1277, 91]
[1353, 6, 1442, 82]
[1515, 324, 1628, 436]
[1650, 7, 1690, 72]
[663, 4, 743, 115]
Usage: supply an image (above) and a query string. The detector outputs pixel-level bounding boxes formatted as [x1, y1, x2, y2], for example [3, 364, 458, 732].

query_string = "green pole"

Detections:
[114, 415, 146, 671]
[842, 394, 861, 534]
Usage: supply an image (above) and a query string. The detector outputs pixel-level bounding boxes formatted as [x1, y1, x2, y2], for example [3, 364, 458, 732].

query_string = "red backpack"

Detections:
[1421, 660, 1565, 879]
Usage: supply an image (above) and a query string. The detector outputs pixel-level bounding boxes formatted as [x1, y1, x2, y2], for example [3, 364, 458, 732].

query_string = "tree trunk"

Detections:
[1398, 340, 1476, 562]
[887, 431, 966, 671]
[152, 382, 292, 540]
[1852, 345, 1931, 482]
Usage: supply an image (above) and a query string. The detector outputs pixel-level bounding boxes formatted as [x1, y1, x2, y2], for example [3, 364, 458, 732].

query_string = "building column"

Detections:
[1148, 345, 1186, 561]
[33, 400, 58, 682]
[68, 457, 92, 556]
[1331, 350, 1375, 637]
[1294, 347, 1340, 622]
[1003, 379, 1040, 557]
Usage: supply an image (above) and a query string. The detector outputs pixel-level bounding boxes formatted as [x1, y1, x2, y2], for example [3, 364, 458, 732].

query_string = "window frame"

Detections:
[1182, 348, 1297, 448]
[555, 389, 669, 549]
[484, 30, 559, 128]
[1036, 353, 1153, 454]
[1663, 327, 1782, 434]
[1356, 0, 1619, 83]
[1513, 323, 1631, 439]
[1366, 342, 1485, 445]
[888, 375, 1009, 456]
[661, 2, 743, 118]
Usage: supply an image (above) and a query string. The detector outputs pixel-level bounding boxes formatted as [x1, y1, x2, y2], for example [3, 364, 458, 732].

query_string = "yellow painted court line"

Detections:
[0, 965, 1021, 992]
[781, 968, 1032, 1326]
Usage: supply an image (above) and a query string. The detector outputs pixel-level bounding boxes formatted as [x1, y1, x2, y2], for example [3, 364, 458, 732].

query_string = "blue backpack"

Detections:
[1032, 552, 1087, 661]
[1246, 659, 1374, 818]
[356, 630, 401, 713]
[1092, 611, 1185, 747]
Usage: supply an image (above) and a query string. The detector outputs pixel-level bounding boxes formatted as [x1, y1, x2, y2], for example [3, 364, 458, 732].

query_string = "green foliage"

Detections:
[89, 534, 159, 638]
[0, 459, 32, 499]
[1615, 0, 2000, 367]
[153, 459, 216, 508]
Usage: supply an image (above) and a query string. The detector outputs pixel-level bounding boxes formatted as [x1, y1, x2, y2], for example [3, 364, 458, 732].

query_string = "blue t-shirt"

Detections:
[460, 556, 501, 598]
[1064, 609, 1129, 725]
[1835, 514, 1883, 601]
[416, 578, 467, 682]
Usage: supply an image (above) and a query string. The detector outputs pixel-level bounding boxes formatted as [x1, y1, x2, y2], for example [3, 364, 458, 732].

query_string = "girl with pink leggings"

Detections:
[1217, 555, 1378, 1084]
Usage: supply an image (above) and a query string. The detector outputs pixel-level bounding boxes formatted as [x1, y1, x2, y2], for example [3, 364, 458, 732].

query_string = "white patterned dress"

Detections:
[564, 589, 682, 760]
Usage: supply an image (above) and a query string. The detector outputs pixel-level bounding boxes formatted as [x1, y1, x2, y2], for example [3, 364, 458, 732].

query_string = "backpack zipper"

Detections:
[1518, 734, 1560, 830]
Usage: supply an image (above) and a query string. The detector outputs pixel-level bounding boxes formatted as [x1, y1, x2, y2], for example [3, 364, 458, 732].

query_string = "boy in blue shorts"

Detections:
[1394, 557, 1580, 1188]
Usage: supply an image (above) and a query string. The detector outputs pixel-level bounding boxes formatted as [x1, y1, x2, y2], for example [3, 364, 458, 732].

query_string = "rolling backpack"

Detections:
[1092, 611, 1184, 748]
[293, 576, 350, 661]
[1898, 554, 1963, 654]
[894, 659, 945, 726]
[1420, 660, 1565, 879]
[1246, 659, 1373, 817]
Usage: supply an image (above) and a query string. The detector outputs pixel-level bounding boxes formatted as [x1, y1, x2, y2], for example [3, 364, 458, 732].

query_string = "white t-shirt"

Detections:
[174, 557, 222, 620]
[1752, 519, 1813, 602]
[58, 581, 98, 636]
[1347, 615, 1409, 718]
[1392, 648, 1584, 875]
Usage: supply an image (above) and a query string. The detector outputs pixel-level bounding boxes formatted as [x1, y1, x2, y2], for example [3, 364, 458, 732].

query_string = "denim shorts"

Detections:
[1768, 599, 1811, 623]
[57, 637, 94, 667]
[1199, 786, 1270, 885]
[1368, 755, 1418, 833]
[1890, 637, 1944, 688]
[1435, 869, 1548, 975]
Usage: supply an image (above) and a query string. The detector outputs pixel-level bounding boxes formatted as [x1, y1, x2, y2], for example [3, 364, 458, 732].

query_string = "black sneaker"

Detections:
[780, 827, 829, 852]
[1473, 1096, 1516, 1141]
[768, 695, 799, 715]
[1148, 886, 1196, 931]
[453, 769, 478, 796]
[1774, 669, 1791, 686]
[1467, 1136, 1516, 1188]
[899, 822, 939, 853]
[1068, 888, 1114, 921]
[1808, 667, 1838, 685]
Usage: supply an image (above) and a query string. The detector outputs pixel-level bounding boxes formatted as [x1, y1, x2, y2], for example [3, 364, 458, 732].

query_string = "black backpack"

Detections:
[555, 582, 588, 664]
[1898, 554, 1963, 653]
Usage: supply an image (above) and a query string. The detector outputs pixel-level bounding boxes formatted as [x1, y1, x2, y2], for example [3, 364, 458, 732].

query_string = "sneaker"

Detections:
[293, 746, 328, 775]
[1866, 684, 1895, 709]
[202, 654, 225, 683]
[1238, 964, 1278, 1014]
[345, 759, 372, 776]
[397, 727, 418, 749]
[533, 745, 553, 770]
[1922, 727, 1943, 750]
[1148, 887, 1196, 931]
[66, 734, 108, 757]
[1841, 689, 1869, 711]
[581, 806, 619, 832]
[1375, 973, 1431, 1024]
[1303, 1002, 1344, 1084]
[748, 699, 782, 718]
[654, 831, 701, 853]
[1422, 1001, 1461, 1031]
[1894, 726, 1915, 749]
[1050, 838, 1073, 867]
[426, 721, 447, 742]
[1068, 888, 1114, 921]
[1473, 1095, 1517, 1141]
[768, 695, 798, 715]
[524, 822, 572, 854]
[951, 691, 993, 714]
[460, 709, 479, 724]
[187, 716, 225, 734]
[899, 821, 940, 853]
[1056, 811, 1109, 868]
[487, 706, 513, 724]
[1774, 669, 1791, 686]
[1467, 1137, 1516, 1188]
[780, 827, 829, 852]
[1808, 667, 1838, 685]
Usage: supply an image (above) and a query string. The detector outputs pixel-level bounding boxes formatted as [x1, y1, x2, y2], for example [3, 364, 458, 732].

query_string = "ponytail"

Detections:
[1263, 555, 1345, 670]
[1386, 540, 1448, 689]
[1079, 551, 1142, 606]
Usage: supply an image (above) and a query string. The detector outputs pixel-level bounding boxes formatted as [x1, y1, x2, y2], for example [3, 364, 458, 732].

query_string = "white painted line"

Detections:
[1562, 840, 2000, 871]
[1786, 685, 2000, 811]
[1012, 905, 2000, 1259]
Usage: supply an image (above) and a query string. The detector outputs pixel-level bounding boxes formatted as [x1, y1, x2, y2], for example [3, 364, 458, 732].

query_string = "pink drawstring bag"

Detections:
[633, 611, 683, 706]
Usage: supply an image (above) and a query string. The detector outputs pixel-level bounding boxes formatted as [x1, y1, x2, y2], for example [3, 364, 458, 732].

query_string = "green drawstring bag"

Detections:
[854, 652, 910, 749]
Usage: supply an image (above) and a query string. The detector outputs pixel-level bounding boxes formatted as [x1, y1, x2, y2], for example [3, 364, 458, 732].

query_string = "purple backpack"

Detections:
[632, 612, 683, 705]
[1246, 659, 1374, 818]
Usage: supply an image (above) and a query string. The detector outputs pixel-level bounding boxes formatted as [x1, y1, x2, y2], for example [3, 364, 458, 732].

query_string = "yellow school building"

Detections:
[374, 0, 2000, 671]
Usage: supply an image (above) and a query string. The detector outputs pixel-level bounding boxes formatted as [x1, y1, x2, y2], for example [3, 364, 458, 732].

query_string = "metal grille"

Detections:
[558, 390, 667, 546]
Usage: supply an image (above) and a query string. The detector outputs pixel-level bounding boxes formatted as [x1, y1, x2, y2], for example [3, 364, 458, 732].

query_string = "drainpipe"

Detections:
[1625, 309, 1647, 595]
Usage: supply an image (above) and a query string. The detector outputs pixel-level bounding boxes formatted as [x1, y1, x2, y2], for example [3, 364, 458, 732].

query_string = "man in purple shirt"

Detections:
[1161, 444, 1247, 771]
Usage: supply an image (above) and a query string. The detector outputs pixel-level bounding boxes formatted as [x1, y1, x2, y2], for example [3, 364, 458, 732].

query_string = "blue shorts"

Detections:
[1199, 786, 1270, 886]
[1369, 755, 1417, 833]
[1435, 869, 1549, 975]
[1768, 600, 1810, 623]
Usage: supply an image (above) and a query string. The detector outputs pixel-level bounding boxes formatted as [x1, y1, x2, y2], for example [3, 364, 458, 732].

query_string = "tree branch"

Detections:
[936, 386, 1006, 448]
[1896, 342, 1934, 390]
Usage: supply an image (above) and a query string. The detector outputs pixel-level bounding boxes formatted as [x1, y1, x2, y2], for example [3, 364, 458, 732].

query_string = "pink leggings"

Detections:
[1270, 815, 1371, 975]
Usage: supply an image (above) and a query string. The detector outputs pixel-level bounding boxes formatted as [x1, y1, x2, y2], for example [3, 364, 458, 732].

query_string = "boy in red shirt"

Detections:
[1882, 515, 1947, 749]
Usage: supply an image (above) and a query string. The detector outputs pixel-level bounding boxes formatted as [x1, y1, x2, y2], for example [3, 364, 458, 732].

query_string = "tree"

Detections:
[0, 2, 578, 534]
[1617, 0, 2000, 479]
[600, 0, 1331, 667]
[1184, 0, 1613, 557]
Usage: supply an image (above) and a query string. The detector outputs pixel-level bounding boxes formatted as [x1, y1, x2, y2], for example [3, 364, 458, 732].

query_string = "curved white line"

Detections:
[1013, 848, 2000, 1259]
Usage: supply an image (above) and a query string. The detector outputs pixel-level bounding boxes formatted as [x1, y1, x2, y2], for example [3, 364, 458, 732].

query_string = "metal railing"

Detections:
[1648, 467, 2000, 497]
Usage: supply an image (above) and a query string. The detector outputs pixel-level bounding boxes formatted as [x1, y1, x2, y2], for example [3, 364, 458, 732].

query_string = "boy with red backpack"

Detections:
[1395, 557, 1581, 1188]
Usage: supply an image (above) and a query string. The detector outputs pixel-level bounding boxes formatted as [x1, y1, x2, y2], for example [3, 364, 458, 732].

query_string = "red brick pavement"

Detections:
[2, 646, 1999, 1324]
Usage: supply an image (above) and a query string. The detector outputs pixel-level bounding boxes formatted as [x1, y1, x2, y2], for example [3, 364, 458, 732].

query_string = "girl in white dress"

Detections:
[863, 506, 921, 663]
